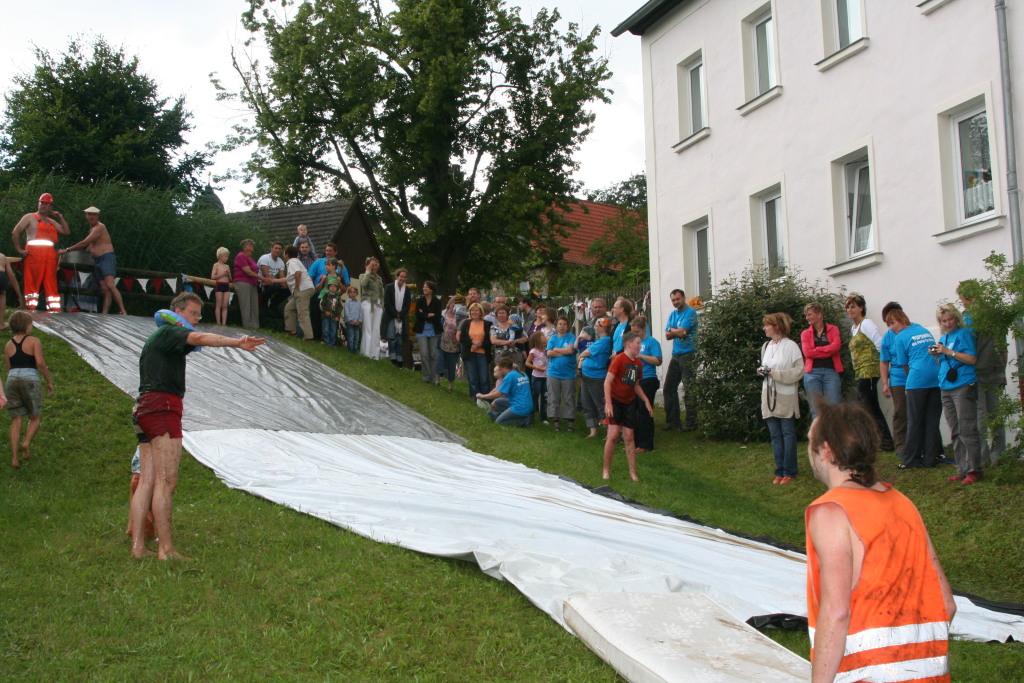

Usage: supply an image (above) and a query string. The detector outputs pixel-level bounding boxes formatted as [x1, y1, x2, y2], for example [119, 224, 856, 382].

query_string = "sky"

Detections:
[0, 0, 645, 212]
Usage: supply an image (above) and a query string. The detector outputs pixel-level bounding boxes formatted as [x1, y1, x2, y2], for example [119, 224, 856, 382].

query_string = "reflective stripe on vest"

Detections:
[835, 655, 950, 683]
[27, 239, 55, 247]
[809, 621, 949, 657]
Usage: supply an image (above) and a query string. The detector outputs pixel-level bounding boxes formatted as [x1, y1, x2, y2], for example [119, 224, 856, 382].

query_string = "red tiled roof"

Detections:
[554, 199, 645, 270]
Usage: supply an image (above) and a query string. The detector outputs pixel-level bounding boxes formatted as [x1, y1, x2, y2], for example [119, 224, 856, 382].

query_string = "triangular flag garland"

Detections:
[228, 292, 235, 305]
[121, 277, 134, 292]
[152, 278, 164, 294]
[137, 278, 149, 292]
[204, 286, 213, 299]
[166, 278, 177, 294]
[79, 272, 90, 285]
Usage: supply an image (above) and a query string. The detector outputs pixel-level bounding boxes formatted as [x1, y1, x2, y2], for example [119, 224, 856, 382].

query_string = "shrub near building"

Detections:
[690, 266, 851, 442]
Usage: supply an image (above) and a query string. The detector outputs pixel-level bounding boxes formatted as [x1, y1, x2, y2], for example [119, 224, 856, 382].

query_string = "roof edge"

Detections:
[611, 0, 689, 37]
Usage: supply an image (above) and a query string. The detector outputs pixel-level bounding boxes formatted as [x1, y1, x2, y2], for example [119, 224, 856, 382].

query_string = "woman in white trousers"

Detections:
[358, 257, 384, 359]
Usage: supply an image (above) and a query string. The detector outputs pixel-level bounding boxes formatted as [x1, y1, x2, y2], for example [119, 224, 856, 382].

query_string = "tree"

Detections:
[0, 38, 209, 194]
[586, 172, 647, 215]
[219, 0, 610, 292]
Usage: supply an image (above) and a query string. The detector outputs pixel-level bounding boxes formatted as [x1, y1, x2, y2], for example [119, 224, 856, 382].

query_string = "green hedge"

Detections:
[691, 265, 852, 441]
[0, 175, 265, 277]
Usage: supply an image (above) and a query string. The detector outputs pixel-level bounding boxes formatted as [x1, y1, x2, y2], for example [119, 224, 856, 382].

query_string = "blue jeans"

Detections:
[488, 397, 531, 427]
[765, 416, 798, 477]
[346, 323, 361, 353]
[804, 367, 842, 419]
[464, 353, 489, 398]
[437, 350, 461, 384]
[322, 318, 338, 346]
[531, 376, 547, 421]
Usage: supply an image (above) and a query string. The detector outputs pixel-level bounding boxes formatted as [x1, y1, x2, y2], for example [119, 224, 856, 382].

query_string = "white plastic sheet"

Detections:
[38, 313, 1024, 646]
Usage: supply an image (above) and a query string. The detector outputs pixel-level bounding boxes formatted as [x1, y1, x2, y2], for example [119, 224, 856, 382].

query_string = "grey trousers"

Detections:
[977, 383, 1007, 465]
[580, 376, 606, 428]
[941, 383, 981, 476]
[664, 353, 695, 429]
[418, 335, 439, 382]
[234, 281, 260, 329]
[891, 385, 907, 456]
[547, 377, 576, 421]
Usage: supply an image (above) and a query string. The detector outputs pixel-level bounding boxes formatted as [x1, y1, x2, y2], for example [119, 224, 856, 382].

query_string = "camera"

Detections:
[756, 366, 771, 379]
[928, 344, 939, 354]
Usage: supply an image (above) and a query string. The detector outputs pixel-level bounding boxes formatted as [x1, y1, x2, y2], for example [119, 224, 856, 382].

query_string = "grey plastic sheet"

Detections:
[39, 312, 1024, 646]
[37, 313, 460, 442]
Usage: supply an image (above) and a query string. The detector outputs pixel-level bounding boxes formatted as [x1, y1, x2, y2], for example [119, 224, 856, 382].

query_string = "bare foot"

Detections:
[11, 461, 21, 469]
[630, 473, 640, 482]
[158, 549, 192, 561]
[131, 547, 157, 559]
[602, 471, 610, 480]
[585, 430, 597, 439]
[20, 442, 30, 461]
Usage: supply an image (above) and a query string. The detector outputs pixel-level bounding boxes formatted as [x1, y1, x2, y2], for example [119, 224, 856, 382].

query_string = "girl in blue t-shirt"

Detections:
[577, 317, 613, 437]
[932, 304, 982, 485]
[888, 309, 942, 469]
[545, 316, 577, 432]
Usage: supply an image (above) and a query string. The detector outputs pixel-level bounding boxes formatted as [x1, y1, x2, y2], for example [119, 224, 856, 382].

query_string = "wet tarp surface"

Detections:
[38, 313, 1024, 647]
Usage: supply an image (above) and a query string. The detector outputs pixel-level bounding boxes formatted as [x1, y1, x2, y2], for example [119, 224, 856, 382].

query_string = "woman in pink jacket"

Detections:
[800, 301, 843, 419]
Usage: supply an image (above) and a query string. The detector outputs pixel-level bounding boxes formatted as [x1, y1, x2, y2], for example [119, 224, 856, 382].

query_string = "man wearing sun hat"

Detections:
[11, 193, 70, 311]
[59, 206, 126, 314]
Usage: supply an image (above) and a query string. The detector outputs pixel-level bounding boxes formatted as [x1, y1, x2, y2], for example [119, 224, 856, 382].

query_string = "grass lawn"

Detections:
[2, 327, 1022, 680]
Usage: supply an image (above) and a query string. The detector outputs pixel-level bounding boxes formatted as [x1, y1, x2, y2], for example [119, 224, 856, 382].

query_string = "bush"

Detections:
[0, 175, 265, 277]
[690, 265, 851, 441]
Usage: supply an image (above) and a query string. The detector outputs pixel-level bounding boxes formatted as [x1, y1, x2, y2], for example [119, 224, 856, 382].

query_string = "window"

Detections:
[677, 51, 707, 140]
[694, 224, 712, 300]
[683, 217, 713, 300]
[845, 158, 873, 256]
[953, 107, 994, 221]
[834, 0, 864, 50]
[762, 193, 785, 275]
[753, 13, 776, 95]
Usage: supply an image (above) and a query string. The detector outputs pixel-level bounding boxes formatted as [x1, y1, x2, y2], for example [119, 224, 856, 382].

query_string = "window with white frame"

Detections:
[745, 7, 777, 98]
[762, 193, 785, 275]
[694, 223, 712, 300]
[953, 107, 995, 221]
[845, 158, 873, 256]
[820, 0, 865, 57]
[677, 52, 706, 139]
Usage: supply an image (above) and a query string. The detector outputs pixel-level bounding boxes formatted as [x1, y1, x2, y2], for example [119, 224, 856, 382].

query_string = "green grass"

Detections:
[2, 328, 1022, 680]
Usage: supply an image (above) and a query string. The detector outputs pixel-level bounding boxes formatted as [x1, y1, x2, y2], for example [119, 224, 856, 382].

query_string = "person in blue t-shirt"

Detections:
[477, 357, 533, 427]
[631, 315, 663, 452]
[545, 315, 577, 432]
[878, 301, 907, 458]
[932, 304, 982, 485]
[887, 309, 942, 469]
[663, 288, 698, 431]
[577, 317, 613, 438]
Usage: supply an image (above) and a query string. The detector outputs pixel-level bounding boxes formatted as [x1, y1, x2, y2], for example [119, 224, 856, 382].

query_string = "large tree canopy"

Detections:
[0, 38, 209, 194]
[221, 0, 610, 291]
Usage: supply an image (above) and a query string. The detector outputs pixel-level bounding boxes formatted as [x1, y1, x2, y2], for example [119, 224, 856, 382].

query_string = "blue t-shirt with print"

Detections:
[894, 323, 939, 390]
[938, 326, 977, 390]
[581, 336, 613, 379]
[879, 329, 907, 388]
[546, 333, 577, 379]
[498, 369, 533, 416]
[666, 306, 698, 355]
[638, 335, 663, 380]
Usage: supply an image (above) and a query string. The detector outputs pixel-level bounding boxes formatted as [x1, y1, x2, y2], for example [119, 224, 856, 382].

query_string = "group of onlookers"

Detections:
[759, 285, 1006, 487]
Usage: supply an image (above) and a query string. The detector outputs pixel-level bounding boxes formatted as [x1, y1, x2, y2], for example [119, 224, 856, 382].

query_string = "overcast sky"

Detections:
[0, 0, 644, 212]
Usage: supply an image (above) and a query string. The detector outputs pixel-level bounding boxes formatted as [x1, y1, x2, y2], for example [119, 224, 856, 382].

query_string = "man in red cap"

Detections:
[11, 193, 70, 311]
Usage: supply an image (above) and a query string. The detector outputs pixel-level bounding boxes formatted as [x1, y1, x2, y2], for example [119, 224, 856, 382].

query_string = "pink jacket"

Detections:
[800, 324, 844, 374]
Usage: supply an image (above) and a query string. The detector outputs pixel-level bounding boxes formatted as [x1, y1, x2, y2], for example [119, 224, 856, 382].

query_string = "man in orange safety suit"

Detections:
[11, 192, 70, 311]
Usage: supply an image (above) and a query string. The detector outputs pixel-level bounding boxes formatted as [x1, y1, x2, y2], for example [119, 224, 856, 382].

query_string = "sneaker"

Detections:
[946, 474, 965, 482]
[962, 472, 981, 486]
[772, 476, 782, 485]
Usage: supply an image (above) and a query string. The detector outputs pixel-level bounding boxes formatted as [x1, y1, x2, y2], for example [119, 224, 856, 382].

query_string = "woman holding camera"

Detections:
[932, 304, 982, 486]
[760, 313, 804, 484]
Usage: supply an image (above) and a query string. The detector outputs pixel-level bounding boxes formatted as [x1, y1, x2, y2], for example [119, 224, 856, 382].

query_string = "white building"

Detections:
[614, 0, 1023, 338]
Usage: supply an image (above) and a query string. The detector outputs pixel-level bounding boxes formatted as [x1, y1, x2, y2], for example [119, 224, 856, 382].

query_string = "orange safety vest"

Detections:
[806, 484, 951, 683]
[31, 213, 59, 244]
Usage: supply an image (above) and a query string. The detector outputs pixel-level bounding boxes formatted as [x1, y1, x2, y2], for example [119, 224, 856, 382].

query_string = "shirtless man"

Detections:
[0, 251, 25, 329]
[59, 206, 126, 314]
[11, 193, 70, 311]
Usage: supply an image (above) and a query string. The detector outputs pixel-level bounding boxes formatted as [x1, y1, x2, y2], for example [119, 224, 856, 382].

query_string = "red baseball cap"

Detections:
[38, 193, 54, 204]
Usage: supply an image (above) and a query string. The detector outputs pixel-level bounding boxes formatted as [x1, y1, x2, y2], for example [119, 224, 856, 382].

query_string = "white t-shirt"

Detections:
[285, 258, 314, 293]
[257, 253, 285, 277]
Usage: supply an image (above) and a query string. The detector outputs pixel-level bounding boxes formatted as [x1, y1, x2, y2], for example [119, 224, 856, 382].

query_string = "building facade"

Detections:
[615, 0, 1023, 341]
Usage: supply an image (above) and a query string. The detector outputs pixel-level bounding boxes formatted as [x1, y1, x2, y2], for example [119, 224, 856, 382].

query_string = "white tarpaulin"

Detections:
[37, 313, 1024, 650]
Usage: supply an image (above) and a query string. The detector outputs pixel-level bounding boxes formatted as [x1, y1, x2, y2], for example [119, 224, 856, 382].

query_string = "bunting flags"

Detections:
[152, 278, 164, 294]
[137, 278, 149, 292]
[166, 278, 177, 294]
[204, 286, 213, 299]
[121, 277, 134, 292]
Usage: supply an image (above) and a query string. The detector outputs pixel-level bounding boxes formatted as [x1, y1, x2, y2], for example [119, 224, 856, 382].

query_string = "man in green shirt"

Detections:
[131, 292, 264, 560]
